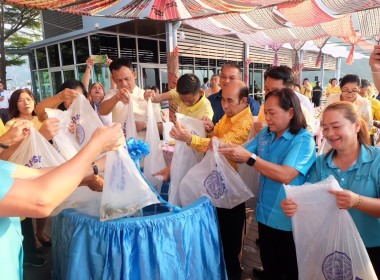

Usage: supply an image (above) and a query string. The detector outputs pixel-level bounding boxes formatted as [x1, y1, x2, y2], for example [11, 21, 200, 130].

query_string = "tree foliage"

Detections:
[0, 2, 41, 89]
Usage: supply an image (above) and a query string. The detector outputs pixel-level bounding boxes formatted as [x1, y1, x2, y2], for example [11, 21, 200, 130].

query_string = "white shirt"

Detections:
[0, 90, 11, 109]
[104, 86, 162, 140]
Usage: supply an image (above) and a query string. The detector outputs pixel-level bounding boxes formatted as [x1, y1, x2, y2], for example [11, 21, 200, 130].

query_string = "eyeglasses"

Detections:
[341, 90, 359, 94]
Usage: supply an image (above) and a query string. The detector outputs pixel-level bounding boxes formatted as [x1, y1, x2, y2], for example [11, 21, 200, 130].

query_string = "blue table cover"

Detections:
[52, 197, 226, 280]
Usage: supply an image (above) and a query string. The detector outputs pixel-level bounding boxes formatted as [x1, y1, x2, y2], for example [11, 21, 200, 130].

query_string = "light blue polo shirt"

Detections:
[307, 144, 380, 248]
[245, 127, 316, 231]
[0, 160, 23, 280]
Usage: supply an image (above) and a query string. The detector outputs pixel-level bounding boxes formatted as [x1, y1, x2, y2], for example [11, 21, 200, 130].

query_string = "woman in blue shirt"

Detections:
[0, 121, 122, 279]
[219, 88, 316, 279]
[282, 101, 380, 277]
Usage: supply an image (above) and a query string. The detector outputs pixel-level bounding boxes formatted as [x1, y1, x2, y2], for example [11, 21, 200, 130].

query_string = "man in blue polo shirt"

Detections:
[208, 63, 260, 124]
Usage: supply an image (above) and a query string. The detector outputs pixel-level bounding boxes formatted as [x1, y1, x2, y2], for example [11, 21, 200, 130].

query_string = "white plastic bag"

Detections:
[100, 145, 160, 221]
[69, 94, 104, 148]
[284, 176, 377, 280]
[45, 108, 80, 161]
[8, 127, 66, 167]
[237, 123, 260, 210]
[179, 138, 253, 209]
[116, 98, 137, 140]
[317, 138, 331, 156]
[143, 99, 167, 194]
[168, 113, 206, 206]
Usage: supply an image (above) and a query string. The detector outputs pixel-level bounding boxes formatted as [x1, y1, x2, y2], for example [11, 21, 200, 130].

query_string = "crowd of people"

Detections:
[1, 44, 380, 280]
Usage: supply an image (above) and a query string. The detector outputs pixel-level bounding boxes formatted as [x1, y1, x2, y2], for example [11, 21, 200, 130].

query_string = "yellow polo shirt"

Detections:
[190, 106, 253, 170]
[170, 89, 214, 120]
[0, 119, 5, 136]
[301, 85, 312, 99]
[368, 96, 380, 135]
[326, 85, 341, 96]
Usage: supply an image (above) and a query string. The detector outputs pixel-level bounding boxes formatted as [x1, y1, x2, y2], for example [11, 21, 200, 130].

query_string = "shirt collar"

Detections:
[266, 127, 293, 140]
[187, 90, 206, 112]
[326, 144, 373, 169]
[229, 106, 251, 124]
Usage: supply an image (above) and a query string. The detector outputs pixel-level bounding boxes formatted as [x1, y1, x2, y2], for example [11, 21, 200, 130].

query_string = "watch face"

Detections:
[247, 157, 256, 166]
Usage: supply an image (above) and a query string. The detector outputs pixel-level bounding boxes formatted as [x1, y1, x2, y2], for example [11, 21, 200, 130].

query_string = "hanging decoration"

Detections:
[244, 58, 252, 86]
[290, 41, 305, 84]
[270, 43, 283, 66]
[341, 33, 364, 65]
[313, 36, 330, 67]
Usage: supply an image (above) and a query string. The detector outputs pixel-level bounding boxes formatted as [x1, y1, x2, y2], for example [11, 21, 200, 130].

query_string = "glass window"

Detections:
[77, 65, 91, 89]
[179, 66, 193, 76]
[179, 56, 194, 65]
[93, 64, 111, 93]
[29, 50, 36, 70]
[74, 37, 89, 64]
[120, 36, 137, 62]
[63, 69, 75, 82]
[249, 69, 253, 94]
[51, 71, 62, 95]
[39, 70, 51, 99]
[60, 41, 74, 66]
[195, 58, 208, 66]
[36, 48, 48, 69]
[91, 34, 118, 60]
[141, 68, 160, 90]
[160, 68, 168, 92]
[33, 71, 41, 103]
[48, 45, 60, 67]
[133, 64, 139, 88]
[217, 59, 227, 67]
[209, 59, 216, 67]
[263, 64, 271, 70]
[194, 67, 208, 85]
[138, 39, 158, 63]
[159, 41, 167, 64]
[254, 70, 263, 93]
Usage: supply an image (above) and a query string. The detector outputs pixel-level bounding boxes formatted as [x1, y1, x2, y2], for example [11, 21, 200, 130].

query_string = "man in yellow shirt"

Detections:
[144, 73, 214, 121]
[360, 79, 380, 144]
[300, 78, 312, 100]
[170, 80, 253, 279]
[326, 78, 341, 96]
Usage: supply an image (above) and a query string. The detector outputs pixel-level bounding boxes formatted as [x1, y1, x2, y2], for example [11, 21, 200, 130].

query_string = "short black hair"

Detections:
[265, 88, 306, 134]
[340, 74, 361, 89]
[177, 74, 200, 96]
[303, 78, 309, 82]
[360, 79, 370, 88]
[221, 62, 241, 74]
[59, 79, 87, 97]
[331, 78, 337, 82]
[294, 83, 301, 89]
[316, 81, 320, 85]
[109, 58, 134, 73]
[203, 77, 209, 83]
[238, 85, 249, 102]
[264, 66, 297, 87]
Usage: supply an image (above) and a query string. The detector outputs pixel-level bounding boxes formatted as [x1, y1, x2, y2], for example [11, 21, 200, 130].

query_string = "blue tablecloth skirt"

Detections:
[52, 197, 226, 279]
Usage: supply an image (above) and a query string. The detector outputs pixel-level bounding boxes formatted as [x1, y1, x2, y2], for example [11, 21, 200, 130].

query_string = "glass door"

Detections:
[139, 64, 161, 91]
[49, 70, 63, 96]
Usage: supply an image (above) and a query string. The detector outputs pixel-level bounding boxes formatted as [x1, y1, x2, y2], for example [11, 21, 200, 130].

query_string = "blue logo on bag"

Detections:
[322, 251, 353, 280]
[25, 155, 42, 168]
[72, 114, 85, 145]
[204, 170, 226, 199]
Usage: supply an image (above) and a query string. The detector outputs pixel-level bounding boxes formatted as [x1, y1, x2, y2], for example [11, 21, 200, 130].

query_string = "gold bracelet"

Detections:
[356, 195, 361, 209]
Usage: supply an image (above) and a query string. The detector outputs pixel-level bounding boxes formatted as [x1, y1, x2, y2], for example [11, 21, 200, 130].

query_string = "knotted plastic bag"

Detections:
[45, 108, 80, 161]
[69, 94, 104, 148]
[284, 176, 377, 280]
[179, 138, 253, 209]
[237, 122, 260, 209]
[8, 126, 66, 167]
[143, 99, 166, 194]
[100, 145, 160, 221]
[168, 113, 206, 206]
[116, 97, 138, 140]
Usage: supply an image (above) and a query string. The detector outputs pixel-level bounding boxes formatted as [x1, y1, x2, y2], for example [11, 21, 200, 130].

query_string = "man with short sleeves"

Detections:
[99, 58, 163, 141]
[0, 82, 11, 124]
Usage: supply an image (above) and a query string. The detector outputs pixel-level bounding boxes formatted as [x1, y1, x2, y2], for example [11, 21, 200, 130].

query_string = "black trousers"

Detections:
[21, 218, 37, 261]
[216, 203, 246, 276]
[367, 246, 380, 277]
[0, 108, 9, 124]
[258, 222, 298, 280]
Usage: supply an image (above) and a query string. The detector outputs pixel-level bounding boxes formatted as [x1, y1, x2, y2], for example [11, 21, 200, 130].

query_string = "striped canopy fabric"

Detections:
[5, 0, 380, 59]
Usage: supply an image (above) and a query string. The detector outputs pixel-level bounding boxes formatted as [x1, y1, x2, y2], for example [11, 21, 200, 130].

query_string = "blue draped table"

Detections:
[52, 196, 227, 280]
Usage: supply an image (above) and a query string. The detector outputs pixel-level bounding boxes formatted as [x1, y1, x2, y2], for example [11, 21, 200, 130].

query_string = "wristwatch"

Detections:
[0, 142, 9, 149]
[246, 153, 257, 166]
[92, 162, 99, 175]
